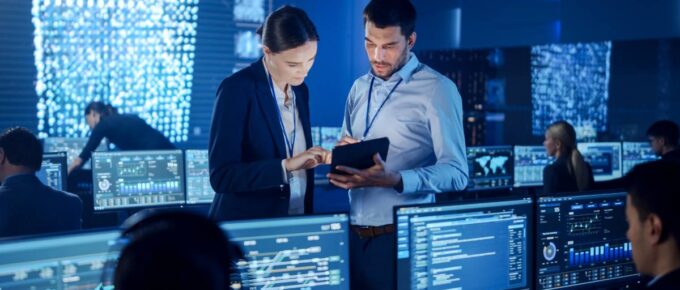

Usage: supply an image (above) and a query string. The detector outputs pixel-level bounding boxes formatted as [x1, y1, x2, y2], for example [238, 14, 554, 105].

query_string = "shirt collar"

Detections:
[369, 52, 420, 83]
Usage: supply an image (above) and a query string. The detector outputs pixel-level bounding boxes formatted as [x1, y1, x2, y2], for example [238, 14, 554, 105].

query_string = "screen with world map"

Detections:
[466, 146, 514, 191]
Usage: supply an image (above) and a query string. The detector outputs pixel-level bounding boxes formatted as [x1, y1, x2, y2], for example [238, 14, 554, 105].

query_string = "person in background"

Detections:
[68, 101, 176, 174]
[326, 0, 469, 288]
[542, 120, 595, 194]
[624, 160, 680, 289]
[113, 210, 238, 290]
[647, 120, 680, 164]
[0, 127, 82, 238]
[208, 6, 328, 221]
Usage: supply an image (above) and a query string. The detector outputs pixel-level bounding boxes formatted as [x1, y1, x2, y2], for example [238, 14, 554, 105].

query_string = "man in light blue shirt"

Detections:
[326, 0, 468, 289]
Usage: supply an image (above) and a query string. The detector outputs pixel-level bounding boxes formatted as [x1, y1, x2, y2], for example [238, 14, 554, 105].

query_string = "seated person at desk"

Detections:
[594, 120, 680, 191]
[624, 160, 680, 289]
[0, 127, 82, 238]
[647, 120, 680, 164]
[542, 120, 594, 194]
[68, 101, 176, 173]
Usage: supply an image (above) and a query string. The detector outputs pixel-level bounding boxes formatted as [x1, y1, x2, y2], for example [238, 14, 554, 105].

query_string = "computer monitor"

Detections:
[536, 191, 638, 289]
[577, 142, 622, 181]
[221, 213, 350, 290]
[320, 127, 342, 151]
[395, 197, 534, 290]
[466, 145, 514, 190]
[36, 152, 68, 191]
[0, 229, 120, 289]
[92, 150, 186, 211]
[43, 137, 108, 170]
[514, 145, 554, 187]
[184, 149, 215, 204]
[316, 127, 343, 152]
[622, 142, 659, 174]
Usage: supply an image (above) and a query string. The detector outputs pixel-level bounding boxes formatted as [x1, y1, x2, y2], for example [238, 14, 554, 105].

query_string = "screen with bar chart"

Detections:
[92, 150, 185, 210]
[514, 145, 554, 187]
[536, 191, 638, 289]
[220, 214, 350, 290]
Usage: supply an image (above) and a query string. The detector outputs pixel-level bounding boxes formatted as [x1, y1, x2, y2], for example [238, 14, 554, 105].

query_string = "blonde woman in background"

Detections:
[543, 120, 595, 194]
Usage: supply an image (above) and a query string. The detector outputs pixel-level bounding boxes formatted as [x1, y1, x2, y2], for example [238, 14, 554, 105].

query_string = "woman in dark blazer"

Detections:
[543, 120, 595, 194]
[208, 6, 327, 221]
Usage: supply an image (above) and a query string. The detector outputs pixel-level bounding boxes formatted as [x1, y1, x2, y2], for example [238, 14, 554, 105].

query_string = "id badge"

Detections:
[289, 176, 302, 197]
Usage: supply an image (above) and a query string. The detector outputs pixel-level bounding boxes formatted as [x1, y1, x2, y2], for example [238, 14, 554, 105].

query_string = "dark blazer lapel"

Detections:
[251, 59, 287, 158]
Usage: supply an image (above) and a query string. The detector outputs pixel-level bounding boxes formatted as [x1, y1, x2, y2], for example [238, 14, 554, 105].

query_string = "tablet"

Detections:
[330, 137, 390, 175]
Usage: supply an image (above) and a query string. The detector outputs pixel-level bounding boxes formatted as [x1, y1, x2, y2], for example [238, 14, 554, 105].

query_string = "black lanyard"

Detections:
[362, 76, 402, 139]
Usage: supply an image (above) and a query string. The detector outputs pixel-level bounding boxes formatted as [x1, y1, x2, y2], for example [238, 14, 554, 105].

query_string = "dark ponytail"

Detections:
[85, 101, 118, 117]
[257, 5, 319, 53]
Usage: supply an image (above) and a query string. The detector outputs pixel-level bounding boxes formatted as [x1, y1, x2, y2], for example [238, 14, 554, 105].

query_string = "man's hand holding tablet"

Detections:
[326, 137, 403, 191]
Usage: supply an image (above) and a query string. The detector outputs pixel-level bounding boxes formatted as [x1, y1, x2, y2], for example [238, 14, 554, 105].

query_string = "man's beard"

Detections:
[371, 46, 409, 79]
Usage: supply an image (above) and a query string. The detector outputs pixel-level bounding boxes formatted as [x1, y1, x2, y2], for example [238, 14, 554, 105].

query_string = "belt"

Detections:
[351, 224, 395, 239]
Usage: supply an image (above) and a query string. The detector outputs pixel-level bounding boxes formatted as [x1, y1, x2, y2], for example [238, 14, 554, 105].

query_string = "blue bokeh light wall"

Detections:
[531, 42, 612, 138]
[32, 0, 199, 142]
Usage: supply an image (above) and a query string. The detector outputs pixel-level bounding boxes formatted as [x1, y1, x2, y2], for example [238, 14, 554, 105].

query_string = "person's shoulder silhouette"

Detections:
[113, 210, 241, 290]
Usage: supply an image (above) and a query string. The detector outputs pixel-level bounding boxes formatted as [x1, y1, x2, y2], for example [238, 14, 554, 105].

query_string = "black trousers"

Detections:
[350, 230, 396, 290]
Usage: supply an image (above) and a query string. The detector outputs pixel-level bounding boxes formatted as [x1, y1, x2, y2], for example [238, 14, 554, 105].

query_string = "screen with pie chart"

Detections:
[536, 191, 639, 289]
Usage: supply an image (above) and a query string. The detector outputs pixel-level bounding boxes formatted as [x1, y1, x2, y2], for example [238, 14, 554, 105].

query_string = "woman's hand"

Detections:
[322, 136, 360, 164]
[284, 147, 330, 171]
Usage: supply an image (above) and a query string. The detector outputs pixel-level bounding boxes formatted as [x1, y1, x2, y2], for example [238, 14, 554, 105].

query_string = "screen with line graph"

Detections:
[0, 230, 120, 290]
[220, 214, 350, 290]
[537, 191, 639, 289]
[185, 149, 215, 204]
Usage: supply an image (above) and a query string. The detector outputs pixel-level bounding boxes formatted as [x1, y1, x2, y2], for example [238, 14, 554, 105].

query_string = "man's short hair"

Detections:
[647, 120, 680, 146]
[0, 127, 42, 171]
[363, 0, 416, 37]
[624, 160, 680, 248]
